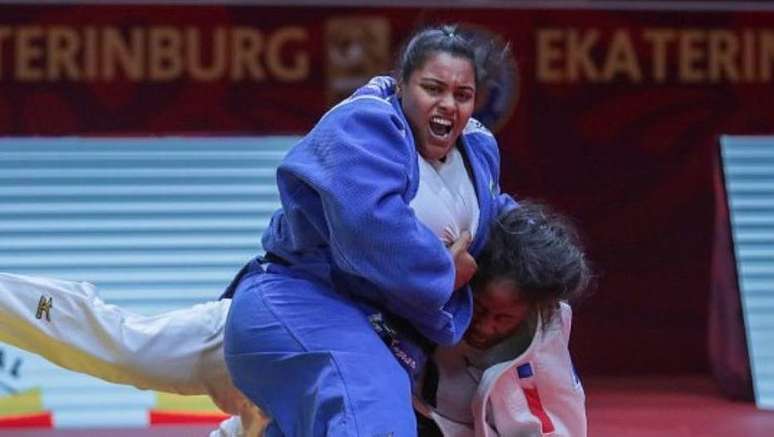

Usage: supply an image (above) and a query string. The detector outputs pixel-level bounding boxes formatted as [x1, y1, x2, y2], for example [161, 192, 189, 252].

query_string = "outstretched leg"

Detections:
[0, 272, 245, 412]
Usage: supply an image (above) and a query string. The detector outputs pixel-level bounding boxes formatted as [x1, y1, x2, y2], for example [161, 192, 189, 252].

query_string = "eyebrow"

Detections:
[419, 77, 475, 92]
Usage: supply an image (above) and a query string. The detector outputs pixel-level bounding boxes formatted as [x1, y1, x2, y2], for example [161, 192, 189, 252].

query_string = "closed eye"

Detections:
[422, 83, 442, 95]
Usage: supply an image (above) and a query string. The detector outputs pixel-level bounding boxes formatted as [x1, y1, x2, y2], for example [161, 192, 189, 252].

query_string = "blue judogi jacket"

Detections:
[238, 77, 515, 345]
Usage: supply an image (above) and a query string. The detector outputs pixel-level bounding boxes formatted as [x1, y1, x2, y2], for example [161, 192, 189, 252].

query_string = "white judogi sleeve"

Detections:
[421, 303, 586, 437]
[472, 303, 587, 437]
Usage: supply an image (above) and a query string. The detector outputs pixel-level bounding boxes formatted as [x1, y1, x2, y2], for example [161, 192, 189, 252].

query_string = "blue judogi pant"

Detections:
[224, 263, 416, 436]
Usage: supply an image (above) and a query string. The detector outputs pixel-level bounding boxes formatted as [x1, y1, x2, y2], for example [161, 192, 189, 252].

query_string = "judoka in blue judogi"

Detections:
[223, 26, 517, 436]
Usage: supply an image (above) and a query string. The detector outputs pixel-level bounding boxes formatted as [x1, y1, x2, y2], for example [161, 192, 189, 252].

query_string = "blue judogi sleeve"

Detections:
[470, 119, 518, 216]
[267, 95, 458, 341]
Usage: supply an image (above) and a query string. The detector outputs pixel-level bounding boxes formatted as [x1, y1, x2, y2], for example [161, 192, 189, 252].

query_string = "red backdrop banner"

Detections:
[2, 4, 768, 374]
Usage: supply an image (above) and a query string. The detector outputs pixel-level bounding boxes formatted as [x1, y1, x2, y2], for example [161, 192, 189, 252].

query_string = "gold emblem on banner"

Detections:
[35, 295, 52, 322]
[324, 17, 391, 105]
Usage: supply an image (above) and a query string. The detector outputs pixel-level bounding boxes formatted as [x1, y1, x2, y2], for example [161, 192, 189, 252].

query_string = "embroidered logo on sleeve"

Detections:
[35, 295, 53, 322]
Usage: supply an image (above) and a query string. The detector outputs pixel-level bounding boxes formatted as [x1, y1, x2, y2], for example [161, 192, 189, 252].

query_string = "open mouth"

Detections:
[429, 116, 453, 138]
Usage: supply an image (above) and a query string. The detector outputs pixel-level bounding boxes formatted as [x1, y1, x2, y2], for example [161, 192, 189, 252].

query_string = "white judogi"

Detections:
[414, 303, 587, 437]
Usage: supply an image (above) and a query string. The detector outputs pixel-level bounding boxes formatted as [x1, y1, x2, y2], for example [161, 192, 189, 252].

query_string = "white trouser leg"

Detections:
[0, 272, 257, 421]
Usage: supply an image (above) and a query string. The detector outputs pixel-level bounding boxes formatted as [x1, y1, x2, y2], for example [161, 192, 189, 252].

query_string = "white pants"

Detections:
[0, 272, 266, 436]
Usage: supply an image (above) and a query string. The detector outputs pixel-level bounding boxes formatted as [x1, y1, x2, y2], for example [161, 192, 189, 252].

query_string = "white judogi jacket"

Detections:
[416, 303, 586, 437]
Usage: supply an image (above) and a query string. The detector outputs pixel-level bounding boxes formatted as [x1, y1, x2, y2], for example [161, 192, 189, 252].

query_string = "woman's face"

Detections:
[465, 278, 530, 350]
[399, 52, 476, 161]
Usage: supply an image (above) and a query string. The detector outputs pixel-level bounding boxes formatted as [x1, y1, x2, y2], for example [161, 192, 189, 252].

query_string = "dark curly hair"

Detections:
[471, 200, 592, 326]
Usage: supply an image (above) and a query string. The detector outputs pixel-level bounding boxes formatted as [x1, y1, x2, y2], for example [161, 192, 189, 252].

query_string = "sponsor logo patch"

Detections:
[35, 295, 53, 322]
